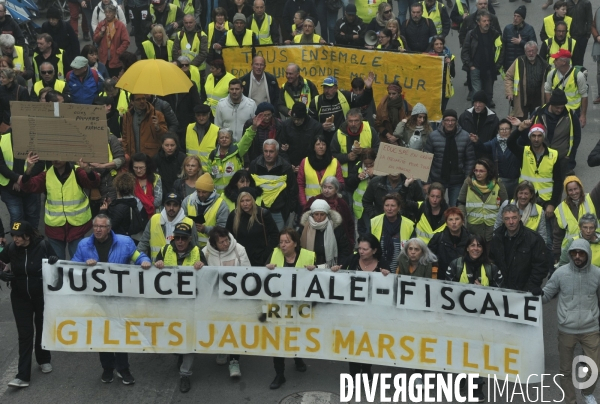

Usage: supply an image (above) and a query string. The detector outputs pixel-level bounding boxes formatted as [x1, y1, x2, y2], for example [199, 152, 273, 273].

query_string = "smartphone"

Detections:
[191, 215, 205, 225]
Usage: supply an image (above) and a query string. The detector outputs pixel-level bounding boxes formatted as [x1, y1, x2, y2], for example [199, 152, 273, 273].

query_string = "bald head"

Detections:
[252, 55, 266, 77]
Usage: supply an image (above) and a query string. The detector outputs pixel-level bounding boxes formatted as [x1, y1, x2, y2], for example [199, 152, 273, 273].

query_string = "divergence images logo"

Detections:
[572, 355, 599, 390]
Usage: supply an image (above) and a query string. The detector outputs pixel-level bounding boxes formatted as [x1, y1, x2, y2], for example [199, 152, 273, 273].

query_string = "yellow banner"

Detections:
[222, 45, 444, 121]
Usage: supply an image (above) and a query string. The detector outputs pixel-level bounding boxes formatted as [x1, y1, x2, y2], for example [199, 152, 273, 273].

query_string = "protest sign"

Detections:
[222, 45, 444, 120]
[10, 102, 108, 163]
[373, 143, 433, 180]
[42, 262, 544, 382]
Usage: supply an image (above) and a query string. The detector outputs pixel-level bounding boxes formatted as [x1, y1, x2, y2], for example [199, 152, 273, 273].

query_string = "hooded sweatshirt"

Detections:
[202, 233, 251, 266]
[542, 238, 600, 334]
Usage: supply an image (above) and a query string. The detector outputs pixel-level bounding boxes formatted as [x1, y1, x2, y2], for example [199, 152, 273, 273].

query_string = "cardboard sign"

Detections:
[373, 143, 433, 181]
[10, 102, 109, 163]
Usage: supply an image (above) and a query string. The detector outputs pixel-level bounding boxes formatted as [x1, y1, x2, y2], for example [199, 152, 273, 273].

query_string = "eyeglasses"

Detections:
[384, 9, 392, 14]
[41, 70, 54, 75]
[174, 236, 189, 241]
[93, 225, 110, 229]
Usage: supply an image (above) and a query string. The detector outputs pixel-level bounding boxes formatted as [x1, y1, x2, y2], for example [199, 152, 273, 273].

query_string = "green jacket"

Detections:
[396, 253, 433, 278]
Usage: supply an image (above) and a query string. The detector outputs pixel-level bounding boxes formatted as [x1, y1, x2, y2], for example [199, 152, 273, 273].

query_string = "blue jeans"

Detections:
[470, 68, 495, 104]
[397, 0, 416, 24]
[443, 183, 462, 207]
[271, 212, 284, 231]
[0, 190, 41, 229]
[46, 237, 82, 260]
[317, 0, 342, 43]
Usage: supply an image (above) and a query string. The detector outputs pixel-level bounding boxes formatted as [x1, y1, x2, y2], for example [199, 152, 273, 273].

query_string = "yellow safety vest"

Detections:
[414, 201, 446, 243]
[172, 0, 193, 15]
[33, 48, 65, 81]
[354, 0, 379, 21]
[150, 3, 178, 25]
[251, 14, 273, 44]
[543, 15, 572, 40]
[0, 133, 27, 186]
[293, 33, 322, 44]
[445, 54, 455, 98]
[493, 35, 503, 78]
[207, 21, 230, 45]
[45, 166, 91, 227]
[149, 214, 195, 261]
[210, 149, 244, 194]
[106, 144, 117, 176]
[352, 166, 368, 219]
[550, 67, 582, 111]
[465, 182, 501, 226]
[571, 236, 600, 266]
[519, 146, 558, 202]
[33, 79, 65, 96]
[179, 30, 207, 71]
[454, 1, 466, 29]
[185, 122, 219, 173]
[459, 262, 489, 286]
[225, 29, 254, 47]
[420, 1, 444, 35]
[556, 194, 597, 246]
[189, 65, 201, 93]
[99, 89, 130, 116]
[142, 40, 174, 61]
[303, 157, 339, 199]
[185, 196, 224, 246]
[371, 214, 415, 247]
[337, 123, 373, 177]
[545, 37, 576, 64]
[283, 78, 313, 109]
[313, 91, 350, 118]
[512, 58, 522, 96]
[252, 174, 287, 208]
[270, 248, 315, 267]
[161, 244, 201, 266]
[204, 71, 236, 114]
[12, 46, 25, 72]
[532, 107, 574, 157]
[510, 200, 544, 232]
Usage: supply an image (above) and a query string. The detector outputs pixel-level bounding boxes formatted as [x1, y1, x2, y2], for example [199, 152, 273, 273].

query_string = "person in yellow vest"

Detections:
[554, 176, 600, 261]
[176, 55, 202, 100]
[141, 24, 174, 61]
[32, 33, 65, 82]
[404, 182, 448, 244]
[204, 59, 236, 115]
[330, 108, 380, 180]
[20, 155, 101, 259]
[29, 62, 69, 102]
[182, 172, 229, 246]
[213, 13, 259, 51]
[186, 104, 220, 172]
[457, 158, 508, 242]
[345, 148, 376, 234]
[138, 193, 198, 261]
[247, 0, 279, 44]
[540, 21, 576, 64]
[265, 227, 315, 389]
[172, 14, 209, 71]
[149, 0, 184, 36]
[558, 213, 600, 267]
[420, 0, 451, 36]
[291, 18, 326, 44]
[0, 34, 33, 81]
[541, 1, 571, 38]
[277, 63, 319, 117]
[99, 77, 130, 116]
[354, 0, 381, 23]
[206, 7, 230, 49]
[207, 127, 254, 194]
[172, 0, 196, 19]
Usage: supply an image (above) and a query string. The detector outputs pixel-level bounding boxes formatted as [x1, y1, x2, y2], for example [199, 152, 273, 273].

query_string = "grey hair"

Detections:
[400, 238, 438, 266]
[40, 62, 54, 72]
[104, 3, 117, 13]
[321, 176, 340, 192]
[502, 204, 520, 216]
[346, 107, 362, 118]
[287, 63, 300, 73]
[93, 214, 112, 227]
[263, 139, 279, 151]
[524, 41, 538, 50]
[104, 77, 118, 89]
[476, 9, 491, 22]
[0, 34, 15, 48]
[579, 213, 598, 229]
[218, 127, 233, 139]
[178, 55, 191, 64]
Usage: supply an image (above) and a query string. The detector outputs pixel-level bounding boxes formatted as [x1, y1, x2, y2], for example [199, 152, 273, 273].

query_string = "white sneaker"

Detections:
[229, 359, 241, 378]
[216, 354, 228, 365]
[40, 363, 53, 373]
[583, 394, 598, 404]
[8, 378, 29, 388]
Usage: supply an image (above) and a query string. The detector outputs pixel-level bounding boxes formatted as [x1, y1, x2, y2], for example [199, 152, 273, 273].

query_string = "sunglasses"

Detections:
[384, 9, 392, 14]
[41, 70, 54, 74]
[180, 63, 190, 67]
[174, 236, 189, 241]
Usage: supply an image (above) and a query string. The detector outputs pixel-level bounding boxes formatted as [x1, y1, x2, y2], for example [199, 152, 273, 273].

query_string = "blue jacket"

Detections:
[473, 137, 520, 180]
[72, 231, 150, 265]
[66, 66, 103, 105]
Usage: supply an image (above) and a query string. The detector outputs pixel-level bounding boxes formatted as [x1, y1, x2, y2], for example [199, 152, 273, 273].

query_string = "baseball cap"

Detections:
[346, 4, 357, 15]
[550, 49, 571, 60]
[173, 222, 192, 237]
[10, 221, 33, 237]
[322, 76, 338, 87]
[164, 193, 181, 205]
[70, 56, 88, 69]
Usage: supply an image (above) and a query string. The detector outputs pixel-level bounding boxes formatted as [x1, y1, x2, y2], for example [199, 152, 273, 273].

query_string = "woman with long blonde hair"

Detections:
[172, 155, 203, 201]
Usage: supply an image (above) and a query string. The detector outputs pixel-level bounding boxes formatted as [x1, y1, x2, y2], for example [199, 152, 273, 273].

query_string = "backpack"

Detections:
[127, 205, 146, 235]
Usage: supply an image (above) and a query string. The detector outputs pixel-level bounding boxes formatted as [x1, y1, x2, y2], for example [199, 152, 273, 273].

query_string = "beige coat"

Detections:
[504, 55, 549, 118]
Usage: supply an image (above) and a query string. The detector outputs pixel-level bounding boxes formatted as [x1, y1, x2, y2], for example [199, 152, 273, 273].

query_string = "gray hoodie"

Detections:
[542, 238, 600, 334]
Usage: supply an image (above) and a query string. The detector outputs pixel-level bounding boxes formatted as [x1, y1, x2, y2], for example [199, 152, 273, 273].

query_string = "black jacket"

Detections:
[588, 139, 600, 167]
[502, 22, 537, 71]
[334, 15, 367, 46]
[153, 149, 186, 202]
[100, 197, 145, 236]
[0, 82, 30, 126]
[162, 82, 202, 144]
[40, 19, 80, 70]
[362, 174, 424, 221]
[400, 17, 437, 52]
[249, 155, 298, 219]
[283, 0, 318, 35]
[0, 236, 56, 298]
[458, 10, 502, 46]
[404, 195, 448, 230]
[0, 16, 25, 49]
[427, 227, 470, 281]
[226, 208, 279, 266]
[278, 116, 323, 166]
[446, 256, 503, 287]
[461, 27, 504, 75]
[458, 106, 499, 158]
[240, 71, 280, 106]
[489, 223, 549, 291]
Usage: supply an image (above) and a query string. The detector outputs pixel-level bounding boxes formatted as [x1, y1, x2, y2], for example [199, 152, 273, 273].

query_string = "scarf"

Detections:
[518, 201, 534, 225]
[258, 118, 277, 140]
[376, 12, 396, 28]
[347, 123, 363, 137]
[496, 134, 507, 152]
[471, 177, 495, 195]
[106, 20, 116, 60]
[386, 95, 405, 129]
[301, 216, 338, 267]
[160, 206, 186, 241]
[382, 215, 400, 262]
[135, 175, 155, 218]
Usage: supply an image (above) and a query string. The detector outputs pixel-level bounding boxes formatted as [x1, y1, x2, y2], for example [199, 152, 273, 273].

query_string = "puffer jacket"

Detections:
[424, 123, 475, 185]
[543, 238, 600, 334]
[72, 231, 150, 264]
[501, 22, 537, 71]
[202, 233, 251, 266]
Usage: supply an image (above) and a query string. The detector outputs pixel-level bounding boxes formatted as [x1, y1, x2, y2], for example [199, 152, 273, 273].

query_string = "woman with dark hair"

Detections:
[81, 44, 110, 79]
[297, 135, 344, 208]
[393, 103, 432, 150]
[205, 59, 236, 115]
[427, 207, 470, 280]
[207, 7, 230, 50]
[129, 153, 162, 218]
[495, 180, 547, 243]
[426, 35, 455, 111]
[153, 134, 186, 203]
[375, 81, 412, 145]
[375, 28, 401, 50]
[457, 158, 507, 242]
[99, 172, 146, 236]
[0, 57, 26, 86]
[172, 155, 203, 201]
[0, 220, 58, 388]
[222, 170, 262, 211]
[446, 233, 503, 287]
[404, 182, 448, 244]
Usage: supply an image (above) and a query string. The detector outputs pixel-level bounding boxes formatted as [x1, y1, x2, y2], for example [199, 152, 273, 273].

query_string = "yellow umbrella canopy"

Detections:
[116, 59, 192, 96]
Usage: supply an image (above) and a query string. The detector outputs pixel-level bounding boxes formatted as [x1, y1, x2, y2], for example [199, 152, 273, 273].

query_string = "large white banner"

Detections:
[42, 262, 544, 382]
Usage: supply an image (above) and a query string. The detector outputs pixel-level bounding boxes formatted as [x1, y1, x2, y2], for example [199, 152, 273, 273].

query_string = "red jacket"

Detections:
[93, 19, 130, 69]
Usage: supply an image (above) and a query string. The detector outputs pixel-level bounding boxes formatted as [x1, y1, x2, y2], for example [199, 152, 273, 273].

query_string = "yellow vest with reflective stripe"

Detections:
[415, 201, 446, 243]
[210, 149, 244, 194]
[465, 182, 500, 226]
[337, 123, 373, 178]
[150, 3, 178, 25]
[551, 67, 582, 111]
[185, 196, 224, 246]
[371, 214, 415, 247]
[251, 14, 273, 44]
[543, 15, 572, 40]
[510, 200, 544, 232]
[459, 262, 489, 286]
[494, 35, 503, 77]
[185, 122, 219, 173]
[189, 65, 201, 94]
[12, 46, 24, 72]
[142, 40, 174, 61]
[204, 71, 236, 114]
[225, 29, 254, 47]
[556, 193, 597, 246]
[150, 214, 195, 261]
[420, 1, 444, 35]
[45, 166, 91, 227]
[270, 248, 315, 267]
[545, 37, 576, 64]
[512, 58, 521, 96]
[354, 0, 379, 21]
[207, 21, 230, 45]
[571, 236, 600, 266]
[314, 91, 350, 118]
[455, 1, 466, 29]
[303, 157, 338, 199]
[283, 78, 313, 109]
[252, 174, 287, 207]
[352, 166, 368, 219]
[33, 79, 66, 96]
[0, 133, 25, 186]
[33, 48, 65, 81]
[162, 244, 201, 266]
[293, 33, 322, 43]
[172, 0, 194, 15]
[519, 146, 558, 202]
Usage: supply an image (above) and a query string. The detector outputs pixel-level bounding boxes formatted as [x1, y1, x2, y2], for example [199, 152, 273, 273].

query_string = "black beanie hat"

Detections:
[514, 5, 527, 19]
[472, 90, 488, 105]
[443, 109, 458, 120]
[548, 88, 568, 106]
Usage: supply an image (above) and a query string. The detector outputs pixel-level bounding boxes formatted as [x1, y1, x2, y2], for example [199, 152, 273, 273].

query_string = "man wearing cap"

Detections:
[504, 41, 550, 119]
[72, 214, 151, 385]
[501, 6, 537, 73]
[214, 79, 256, 143]
[458, 90, 499, 159]
[278, 101, 323, 168]
[214, 13, 259, 50]
[333, 4, 366, 46]
[241, 103, 284, 163]
[424, 109, 475, 207]
[186, 104, 220, 172]
[544, 49, 588, 128]
[540, 21, 576, 64]
[277, 63, 319, 117]
[66, 56, 104, 105]
[121, 94, 168, 158]
[138, 192, 197, 261]
[182, 173, 229, 246]
[309, 72, 374, 144]
[30, 61, 69, 102]
[32, 33, 66, 82]
[149, 0, 184, 37]
[172, 14, 208, 71]
[240, 55, 280, 106]
[247, 0, 279, 45]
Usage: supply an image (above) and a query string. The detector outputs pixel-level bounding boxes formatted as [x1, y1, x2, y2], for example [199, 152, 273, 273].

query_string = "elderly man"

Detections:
[309, 73, 374, 144]
[66, 56, 103, 105]
[32, 33, 65, 81]
[559, 213, 600, 266]
[172, 14, 208, 70]
[121, 94, 168, 157]
[334, 4, 366, 46]
[30, 62, 69, 102]
[240, 55, 280, 106]
[502, 6, 537, 73]
[401, 3, 437, 52]
[458, 90, 499, 158]
[186, 104, 220, 172]
[215, 79, 256, 142]
[277, 63, 318, 117]
[214, 13, 259, 50]
[540, 21, 576, 64]
[247, 0, 279, 45]
[0, 34, 32, 80]
[505, 41, 550, 119]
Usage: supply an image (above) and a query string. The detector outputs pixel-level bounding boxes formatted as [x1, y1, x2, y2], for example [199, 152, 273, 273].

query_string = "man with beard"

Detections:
[278, 102, 323, 169]
[277, 63, 318, 117]
[458, 90, 499, 158]
[540, 21, 576, 63]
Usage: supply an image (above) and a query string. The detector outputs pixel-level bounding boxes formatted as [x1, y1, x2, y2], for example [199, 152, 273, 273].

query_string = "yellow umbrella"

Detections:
[116, 59, 192, 96]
